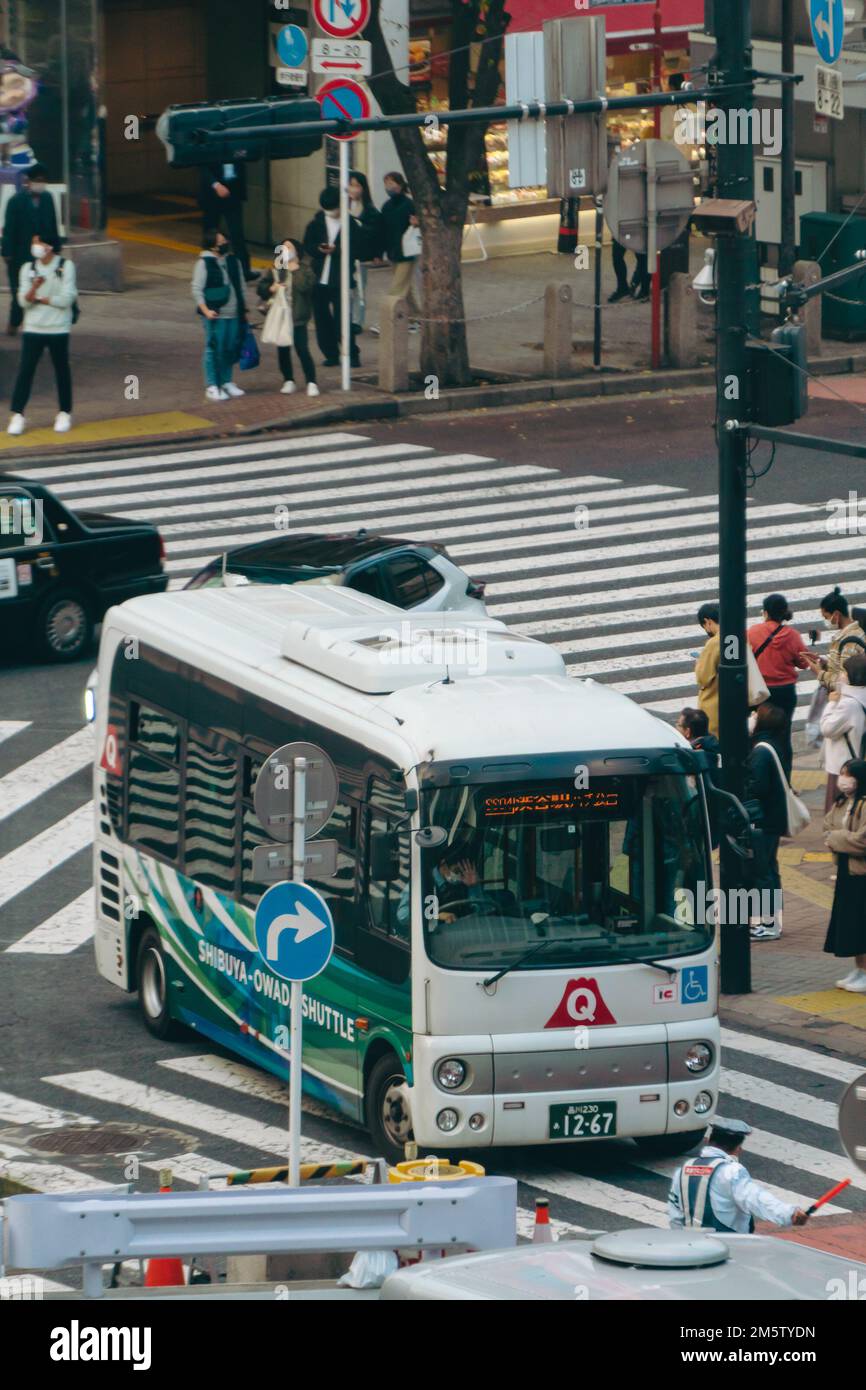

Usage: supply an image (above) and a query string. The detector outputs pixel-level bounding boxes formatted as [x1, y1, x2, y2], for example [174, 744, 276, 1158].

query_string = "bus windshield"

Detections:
[420, 775, 711, 972]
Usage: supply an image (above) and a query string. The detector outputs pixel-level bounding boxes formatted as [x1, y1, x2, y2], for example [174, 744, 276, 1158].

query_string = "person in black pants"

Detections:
[302, 187, 363, 367]
[1, 164, 59, 333]
[610, 238, 650, 302]
[198, 162, 256, 282]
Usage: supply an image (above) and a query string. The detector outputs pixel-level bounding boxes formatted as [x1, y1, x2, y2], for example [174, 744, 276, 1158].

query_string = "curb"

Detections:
[5, 346, 865, 466]
[721, 998, 866, 1064]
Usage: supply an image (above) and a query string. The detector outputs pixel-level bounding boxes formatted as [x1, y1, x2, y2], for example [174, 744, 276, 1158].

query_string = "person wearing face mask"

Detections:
[804, 587, 865, 695]
[191, 228, 247, 403]
[744, 702, 791, 940]
[302, 187, 364, 368]
[747, 594, 810, 778]
[379, 171, 420, 330]
[256, 239, 319, 397]
[347, 171, 383, 338]
[7, 233, 76, 435]
[819, 654, 866, 813]
[1, 163, 58, 334]
[823, 758, 866, 992]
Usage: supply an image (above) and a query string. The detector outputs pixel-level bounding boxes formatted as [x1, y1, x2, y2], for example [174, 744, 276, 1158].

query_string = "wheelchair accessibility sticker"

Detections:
[681, 965, 708, 1005]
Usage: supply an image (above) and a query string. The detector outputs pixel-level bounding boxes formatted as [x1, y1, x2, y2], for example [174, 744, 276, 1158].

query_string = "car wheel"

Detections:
[366, 1053, 414, 1166]
[636, 1129, 706, 1158]
[137, 928, 179, 1040]
[35, 588, 93, 662]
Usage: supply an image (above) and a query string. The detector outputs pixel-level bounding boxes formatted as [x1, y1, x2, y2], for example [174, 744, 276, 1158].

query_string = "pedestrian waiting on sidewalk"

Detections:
[804, 586, 866, 695]
[676, 707, 721, 847]
[303, 187, 364, 368]
[7, 233, 76, 437]
[2, 162, 59, 335]
[693, 602, 720, 738]
[256, 240, 319, 398]
[819, 654, 866, 813]
[192, 228, 247, 404]
[823, 757, 866, 994]
[379, 171, 421, 331]
[348, 170, 383, 339]
[747, 593, 811, 781]
[744, 702, 791, 941]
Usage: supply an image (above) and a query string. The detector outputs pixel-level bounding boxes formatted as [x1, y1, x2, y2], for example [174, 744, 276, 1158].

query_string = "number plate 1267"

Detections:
[549, 1101, 616, 1139]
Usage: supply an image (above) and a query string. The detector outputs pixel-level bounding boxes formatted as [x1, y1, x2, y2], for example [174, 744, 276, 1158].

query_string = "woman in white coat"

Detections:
[820, 654, 866, 801]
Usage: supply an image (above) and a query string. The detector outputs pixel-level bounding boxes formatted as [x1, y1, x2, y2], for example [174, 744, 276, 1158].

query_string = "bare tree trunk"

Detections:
[366, 0, 510, 390]
[418, 218, 469, 384]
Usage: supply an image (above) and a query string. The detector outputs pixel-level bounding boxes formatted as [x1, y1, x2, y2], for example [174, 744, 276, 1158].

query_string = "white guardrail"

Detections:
[2, 1177, 518, 1298]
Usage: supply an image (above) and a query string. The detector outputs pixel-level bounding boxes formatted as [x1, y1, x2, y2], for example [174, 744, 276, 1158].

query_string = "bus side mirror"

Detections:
[708, 785, 754, 861]
[370, 831, 400, 881]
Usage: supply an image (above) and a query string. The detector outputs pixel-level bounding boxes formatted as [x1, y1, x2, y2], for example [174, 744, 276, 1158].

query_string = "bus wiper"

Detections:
[610, 954, 678, 980]
[481, 938, 584, 989]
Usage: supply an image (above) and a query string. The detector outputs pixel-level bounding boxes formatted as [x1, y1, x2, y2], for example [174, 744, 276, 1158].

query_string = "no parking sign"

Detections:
[316, 77, 370, 139]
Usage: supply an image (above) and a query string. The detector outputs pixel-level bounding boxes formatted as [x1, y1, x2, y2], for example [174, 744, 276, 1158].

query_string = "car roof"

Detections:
[223, 532, 437, 571]
[0, 476, 53, 498]
[380, 1229, 866, 1301]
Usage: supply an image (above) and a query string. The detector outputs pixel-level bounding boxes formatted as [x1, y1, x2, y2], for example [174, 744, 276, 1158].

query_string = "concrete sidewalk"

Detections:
[0, 233, 716, 459]
[722, 747, 866, 1063]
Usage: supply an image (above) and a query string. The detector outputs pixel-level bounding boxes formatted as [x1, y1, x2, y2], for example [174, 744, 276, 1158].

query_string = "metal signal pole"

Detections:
[715, 0, 756, 994]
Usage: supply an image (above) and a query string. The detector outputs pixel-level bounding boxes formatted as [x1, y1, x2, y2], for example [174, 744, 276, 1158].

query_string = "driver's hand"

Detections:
[438, 911, 456, 924]
[457, 859, 479, 886]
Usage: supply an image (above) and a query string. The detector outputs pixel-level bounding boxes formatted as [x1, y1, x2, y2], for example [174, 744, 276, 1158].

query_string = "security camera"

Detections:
[692, 248, 717, 305]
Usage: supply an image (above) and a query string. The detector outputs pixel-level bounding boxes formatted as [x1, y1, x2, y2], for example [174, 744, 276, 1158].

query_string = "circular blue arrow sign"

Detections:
[254, 881, 334, 983]
[809, 0, 845, 66]
[276, 24, 309, 69]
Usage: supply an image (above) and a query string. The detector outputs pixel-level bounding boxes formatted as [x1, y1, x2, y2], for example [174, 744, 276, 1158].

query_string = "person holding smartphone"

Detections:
[302, 187, 363, 368]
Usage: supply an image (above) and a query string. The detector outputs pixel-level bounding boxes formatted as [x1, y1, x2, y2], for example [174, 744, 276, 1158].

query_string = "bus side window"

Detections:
[127, 701, 182, 863]
[359, 777, 410, 985]
[184, 729, 237, 892]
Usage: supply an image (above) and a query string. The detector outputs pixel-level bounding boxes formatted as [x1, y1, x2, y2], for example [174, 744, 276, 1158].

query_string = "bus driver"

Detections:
[397, 842, 516, 929]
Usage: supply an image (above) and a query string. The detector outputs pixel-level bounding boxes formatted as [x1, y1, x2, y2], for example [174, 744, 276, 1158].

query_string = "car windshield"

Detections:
[420, 775, 710, 971]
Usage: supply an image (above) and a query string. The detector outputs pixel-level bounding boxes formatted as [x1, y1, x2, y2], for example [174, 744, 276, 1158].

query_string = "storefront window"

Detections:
[1, 0, 101, 231]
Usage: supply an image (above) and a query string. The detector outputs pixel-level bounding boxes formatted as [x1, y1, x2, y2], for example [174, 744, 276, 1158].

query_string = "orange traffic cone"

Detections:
[532, 1197, 555, 1243]
[144, 1169, 186, 1288]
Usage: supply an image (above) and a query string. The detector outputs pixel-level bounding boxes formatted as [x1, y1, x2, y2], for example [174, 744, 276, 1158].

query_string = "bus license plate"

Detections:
[549, 1101, 617, 1139]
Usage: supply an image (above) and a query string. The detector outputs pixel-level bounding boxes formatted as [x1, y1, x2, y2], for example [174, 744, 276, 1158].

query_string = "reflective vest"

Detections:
[678, 1157, 755, 1234]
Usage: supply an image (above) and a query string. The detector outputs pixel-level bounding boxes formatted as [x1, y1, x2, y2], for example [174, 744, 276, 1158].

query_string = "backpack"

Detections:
[32, 256, 80, 323]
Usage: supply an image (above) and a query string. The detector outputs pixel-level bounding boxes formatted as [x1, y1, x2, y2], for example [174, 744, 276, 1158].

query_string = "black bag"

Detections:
[200, 255, 231, 311]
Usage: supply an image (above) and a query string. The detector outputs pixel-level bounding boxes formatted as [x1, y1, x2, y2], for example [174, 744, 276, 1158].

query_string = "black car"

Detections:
[0, 476, 167, 662]
[184, 531, 487, 614]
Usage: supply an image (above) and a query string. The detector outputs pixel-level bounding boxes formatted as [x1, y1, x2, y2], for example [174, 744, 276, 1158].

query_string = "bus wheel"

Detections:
[366, 1054, 414, 1166]
[637, 1129, 705, 1158]
[137, 928, 178, 1040]
[35, 588, 93, 662]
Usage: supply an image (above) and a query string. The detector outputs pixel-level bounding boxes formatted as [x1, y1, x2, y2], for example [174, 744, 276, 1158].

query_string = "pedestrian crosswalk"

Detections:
[0, 1025, 862, 1287]
[3, 428, 865, 1284]
[0, 431, 857, 956]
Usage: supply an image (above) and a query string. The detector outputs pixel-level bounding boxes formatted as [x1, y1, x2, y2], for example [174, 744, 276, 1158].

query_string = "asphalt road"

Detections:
[2, 397, 865, 1281]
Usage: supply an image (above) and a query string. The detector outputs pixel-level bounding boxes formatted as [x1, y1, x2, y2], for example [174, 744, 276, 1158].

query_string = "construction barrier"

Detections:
[389, 1158, 485, 1183]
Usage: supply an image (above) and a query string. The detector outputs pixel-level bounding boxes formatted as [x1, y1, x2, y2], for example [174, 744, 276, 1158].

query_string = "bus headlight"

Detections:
[694, 1091, 713, 1115]
[436, 1058, 466, 1090]
[684, 1043, 712, 1073]
[437, 1108, 459, 1132]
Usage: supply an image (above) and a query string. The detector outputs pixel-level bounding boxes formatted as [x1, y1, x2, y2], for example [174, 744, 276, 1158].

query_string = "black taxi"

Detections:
[0, 476, 167, 662]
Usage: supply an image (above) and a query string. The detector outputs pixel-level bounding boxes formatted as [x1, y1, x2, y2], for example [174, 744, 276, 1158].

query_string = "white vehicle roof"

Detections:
[106, 585, 687, 768]
[380, 1228, 866, 1301]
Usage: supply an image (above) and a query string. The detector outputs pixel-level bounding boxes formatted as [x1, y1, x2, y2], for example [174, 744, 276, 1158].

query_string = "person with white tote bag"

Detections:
[256, 239, 319, 397]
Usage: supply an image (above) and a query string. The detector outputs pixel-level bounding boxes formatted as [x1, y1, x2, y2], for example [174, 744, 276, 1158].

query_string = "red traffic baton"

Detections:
[806, 1178, 851, 1215]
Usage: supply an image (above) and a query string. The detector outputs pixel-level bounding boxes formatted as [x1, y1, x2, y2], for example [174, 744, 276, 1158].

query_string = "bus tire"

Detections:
[137, 928, 178, 1040]
[34, 587, 93, 663]
[366, 1053, 414, 1166]
[637, 1129, 705, 1158]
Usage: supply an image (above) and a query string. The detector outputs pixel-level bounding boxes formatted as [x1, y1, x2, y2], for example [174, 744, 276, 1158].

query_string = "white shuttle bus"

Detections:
[93, 583, 719, 1162]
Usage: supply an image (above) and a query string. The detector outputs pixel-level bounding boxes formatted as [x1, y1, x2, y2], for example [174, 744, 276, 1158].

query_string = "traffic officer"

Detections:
[668, 1117, 810, 1233]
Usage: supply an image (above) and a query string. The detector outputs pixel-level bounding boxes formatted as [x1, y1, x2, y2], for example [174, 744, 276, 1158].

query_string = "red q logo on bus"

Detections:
[545, 977, 616, 1029]
[100, 724, 122, 777]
